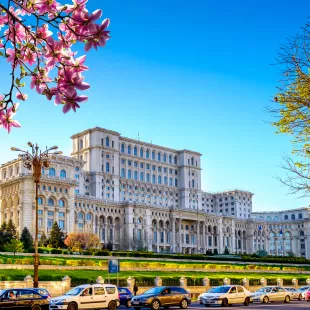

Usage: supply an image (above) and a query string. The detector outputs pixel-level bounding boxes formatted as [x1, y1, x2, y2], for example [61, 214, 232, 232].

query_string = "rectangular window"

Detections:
[38, 210, 43, 215]
[47, 219, 53, 228]
[48, 211, 54, 217]
[59, 212, 65, 217]
[95, 287, 106, 295]
[59, 220, 65, 229]
[160, 232, 164, 243]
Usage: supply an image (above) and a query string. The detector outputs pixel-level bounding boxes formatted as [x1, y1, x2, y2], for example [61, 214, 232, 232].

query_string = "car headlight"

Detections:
[140, 298, 149, 302]
[54, 299, 66, 304]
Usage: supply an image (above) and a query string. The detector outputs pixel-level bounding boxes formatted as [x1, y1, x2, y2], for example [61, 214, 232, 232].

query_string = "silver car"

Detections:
[251, 286, 291, 304]
[283, 287, 302, 300]
[298, 286, 310, 299]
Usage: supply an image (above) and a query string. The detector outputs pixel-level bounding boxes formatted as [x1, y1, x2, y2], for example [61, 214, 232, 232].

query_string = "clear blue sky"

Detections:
[0, 0, 309, 211]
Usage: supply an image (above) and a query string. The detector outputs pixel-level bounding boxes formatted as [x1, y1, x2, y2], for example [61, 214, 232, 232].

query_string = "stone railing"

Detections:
[4, 275, 310, 297]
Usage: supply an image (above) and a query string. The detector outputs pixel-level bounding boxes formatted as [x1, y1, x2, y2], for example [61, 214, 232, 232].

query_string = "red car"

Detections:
[305, 290, 310, 301]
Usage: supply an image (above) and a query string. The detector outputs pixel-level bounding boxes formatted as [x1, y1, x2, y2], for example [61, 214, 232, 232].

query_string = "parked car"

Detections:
[305, 290, 310, 301]
[131, 286, 191, 310]
[283, 287, 302, 300]
[118, 287, 133, 308]
[0, 288, 49, 309]
[32, 288, 51, 299]
[197, 288, 216, 304]
[49, 284, 119, 310]
[251, 286, 291, 304]
[201, 285, 251, 307]
[298, 286, 310, 299]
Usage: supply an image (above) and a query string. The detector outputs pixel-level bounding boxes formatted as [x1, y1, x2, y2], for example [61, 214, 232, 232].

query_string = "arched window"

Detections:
[152, 151, 155, 160]
[134, 171, 138, 180]
[191, 157, 194, 165]
[284, 215, 288, 220]
[300, 230, 305, 236]
[175, 179, 178, 187]
[49, 168, 56, 177]
[152, 174, 156, 184]
[158, 153, 161, 162]
[158, 175, 162, 184]
[259, 216, 264, 221]
[274, 216, 279, 222]
[140, 148, 144, 158]
[121, 168, 125, 178]
[128, 145, 131, 155]
[106, 137, 110, 147]
[146, 173, 150, 182]
[128, 169, 132, 179]
[59, 199, 65, 207]
[86, 213, 92, 221]
[48, 198, 54, 206]
[38, 197, 43, 205]
[140, 172, 144, 181]
[163, 154, 167, 162]
[41, 168, 45, 175]
[134, 147, 137, 156]
[169, 155, 172, 163]
[78, 212, 84, 220]
[192, 179, 195, 188]
[185, 225, 189, 230]
[121, 144, 125, 153]
[79, 139, 83, 149]
[164, 176, 168, 185]
[298, 213, 303, 219]
[75, 167, 80, 172]
[146, 150, 150, 159]
[60, 169, 66, 179]
[291, 214, 296, 220]
[174, 156, 177, 165]
[106, 163, 110, 173]
[169, 177, 173, 186]
[267, 216, 271, 222]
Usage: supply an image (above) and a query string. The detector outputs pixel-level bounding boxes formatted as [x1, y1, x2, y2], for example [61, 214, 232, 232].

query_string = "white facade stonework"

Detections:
[0, 126, 310, 257]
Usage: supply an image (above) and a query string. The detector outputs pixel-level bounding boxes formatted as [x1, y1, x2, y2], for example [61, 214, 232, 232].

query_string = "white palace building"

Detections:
[0, 127, 309, 258]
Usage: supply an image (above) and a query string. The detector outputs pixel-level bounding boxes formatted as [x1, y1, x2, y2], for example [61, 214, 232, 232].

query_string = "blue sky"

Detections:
[0, 0, 309, 211]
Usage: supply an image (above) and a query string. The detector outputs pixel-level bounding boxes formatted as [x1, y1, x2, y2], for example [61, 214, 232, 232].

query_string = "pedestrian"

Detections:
[133, 284, 138, 296]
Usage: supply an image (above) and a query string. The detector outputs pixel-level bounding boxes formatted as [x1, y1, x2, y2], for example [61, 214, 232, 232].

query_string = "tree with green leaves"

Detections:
[271, 21, 310, 196]
[39, 232, 48, 247]
[20, 227, 33, 251]
[4, 239, 23, 257]
[0, 222, 7, 232]
[49, 222, 64, 248]
[6, 219, 17, 239]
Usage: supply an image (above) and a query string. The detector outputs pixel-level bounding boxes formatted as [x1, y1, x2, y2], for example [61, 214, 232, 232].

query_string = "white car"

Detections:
[251, 286, 291, 304]
[49, 284, 120, 310]
[283, 287, 302, 300]
[201, 285, 251, 307]
[198, 288, 216, 304]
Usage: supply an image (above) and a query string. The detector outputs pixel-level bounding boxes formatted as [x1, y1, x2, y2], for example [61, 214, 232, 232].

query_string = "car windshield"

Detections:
[65, 287, 85, 296]
[142, 287, 164, 295]
[210, 287, 230, 293]
[0, 290, 5, 297]
[206, 288, 216, 293]
[299, 287, 309, 292]
[256, 288, 272, 293]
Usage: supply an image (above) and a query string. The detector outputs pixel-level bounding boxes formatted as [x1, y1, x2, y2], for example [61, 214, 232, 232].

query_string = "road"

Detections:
[121, 301, 310, 310]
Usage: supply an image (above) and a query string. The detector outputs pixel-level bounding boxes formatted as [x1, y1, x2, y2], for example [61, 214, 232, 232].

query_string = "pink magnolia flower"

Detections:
[37, 25, 53, 39]
[85, 18, 110, 51]
[16, 92, 28, 101]
[58, 69, 90, 91]
[0, 103, 21, 133]
[30, 73, 52, 94]
[34, 0, 59, 15]
[67, 55, 89, 73]
[61, 87, 88, 113]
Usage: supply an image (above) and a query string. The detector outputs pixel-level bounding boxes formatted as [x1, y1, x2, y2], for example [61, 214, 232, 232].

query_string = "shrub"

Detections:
[51, 249, 62, 254]
[94, 250, 110, 256]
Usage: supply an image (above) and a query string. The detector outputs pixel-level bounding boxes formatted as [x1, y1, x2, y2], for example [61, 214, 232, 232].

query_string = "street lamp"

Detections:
[11, 143, 62, 288]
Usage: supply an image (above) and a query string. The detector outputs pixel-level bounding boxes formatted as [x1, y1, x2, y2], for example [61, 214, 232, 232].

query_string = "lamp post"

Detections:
[11, 143, 62, 288]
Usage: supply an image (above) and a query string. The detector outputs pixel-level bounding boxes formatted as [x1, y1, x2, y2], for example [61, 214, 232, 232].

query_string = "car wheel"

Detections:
[221, 298, 228, 307]
[284, 295, 290, 303]
[298, 294, 302, 301]
[244, 297, 250, 306]
[108, 300, 117, 310]
[180, 299, 188, 309]
[67, 302, 78, 310]
[262, 296, 269, 304]
[126, 300, 132, 308]
[151, 299, 160, 310]
[31, 305, 41, 310]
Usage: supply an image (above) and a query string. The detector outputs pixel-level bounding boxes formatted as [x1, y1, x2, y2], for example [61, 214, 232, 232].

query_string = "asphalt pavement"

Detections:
[120, 301, 310, 310]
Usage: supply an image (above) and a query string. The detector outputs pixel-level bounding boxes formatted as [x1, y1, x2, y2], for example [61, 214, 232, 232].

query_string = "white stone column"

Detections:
[171, 219, 176, 252]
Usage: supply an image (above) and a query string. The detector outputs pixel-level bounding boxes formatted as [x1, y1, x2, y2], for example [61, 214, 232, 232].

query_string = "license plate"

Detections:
[133, 301, 139, 305]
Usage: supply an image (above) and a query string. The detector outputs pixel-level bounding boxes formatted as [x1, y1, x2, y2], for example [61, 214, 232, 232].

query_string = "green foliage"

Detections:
[223, 247, 230, 255]
[20, 227, 33, 251]
[255, 249, 268, 258]
[213, 248, 218, 255]
[4, 239, 23, 257]
[6, 219, 17, 239]
[39, 232, 48, 247]
[49, 222, 65, 248]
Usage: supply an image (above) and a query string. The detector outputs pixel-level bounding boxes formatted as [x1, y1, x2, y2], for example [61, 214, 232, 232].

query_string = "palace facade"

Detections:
[0, 127, 309, 258]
